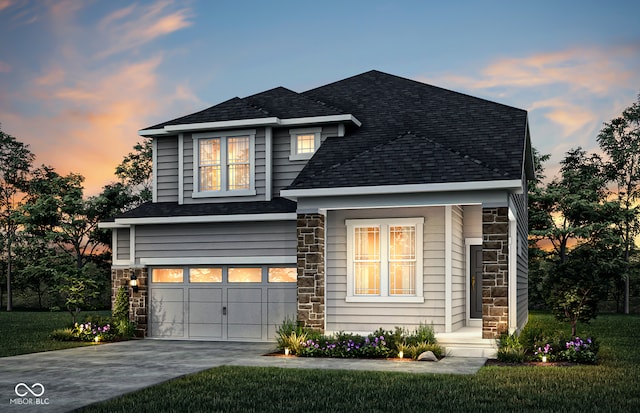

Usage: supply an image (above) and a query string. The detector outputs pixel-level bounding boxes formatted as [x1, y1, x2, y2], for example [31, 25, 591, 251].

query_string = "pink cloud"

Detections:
[530, 98, 597, 138]
[424, 47, 636, 95]
[0, 0, 13, 12]
[96, 1, 193, 58]
[0, 60, 11, 72]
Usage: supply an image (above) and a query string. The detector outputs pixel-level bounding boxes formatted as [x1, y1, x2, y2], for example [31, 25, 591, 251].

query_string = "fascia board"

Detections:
[281, 179, 524, 199]
[280, 114, 362, 127]
[138, 129, 167, 136]
[114, 212, 297, 226]
[164, 118, 280, 132]
[98, 222, 129, 229]
[138, 114, 361, 136]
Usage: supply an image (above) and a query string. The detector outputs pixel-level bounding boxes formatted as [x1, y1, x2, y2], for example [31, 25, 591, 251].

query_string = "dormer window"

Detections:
[193, 129, 256, 197]
[289, 127, 321, 160]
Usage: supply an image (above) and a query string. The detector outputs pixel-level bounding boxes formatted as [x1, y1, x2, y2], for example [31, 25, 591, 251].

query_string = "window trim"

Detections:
[346, 217, 424, 303]
[289, 127, 321, 161]
[192, 129, 256, 197]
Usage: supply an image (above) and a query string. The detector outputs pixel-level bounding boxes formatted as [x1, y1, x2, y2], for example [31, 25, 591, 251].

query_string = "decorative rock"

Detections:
[417, 351, 438, 361]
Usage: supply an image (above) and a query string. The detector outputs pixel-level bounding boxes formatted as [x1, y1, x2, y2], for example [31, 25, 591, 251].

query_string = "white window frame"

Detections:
[289, 127, 321, 161]
[346, 217, 424, 303]
[192, 129, 256, 197]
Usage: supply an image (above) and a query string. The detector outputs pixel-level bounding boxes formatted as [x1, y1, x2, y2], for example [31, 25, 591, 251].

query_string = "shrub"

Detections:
[558, 336, 599, 364]
[275, 316, 306, 351]
[276, 320, 443, 360]
[113, 318, 136, 338]
[50, 328, 75, 341]
[496, 331, 526, 363]
[112, 286, 129, 322]
[409, 323, 437, 345]
[73, 321, 115, 342]
[408, 342, 445, 359]
[299, 333, 391, 358]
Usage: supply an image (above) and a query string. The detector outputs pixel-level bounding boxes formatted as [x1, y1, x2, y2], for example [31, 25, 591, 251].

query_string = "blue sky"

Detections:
[1, 0, 639, 194]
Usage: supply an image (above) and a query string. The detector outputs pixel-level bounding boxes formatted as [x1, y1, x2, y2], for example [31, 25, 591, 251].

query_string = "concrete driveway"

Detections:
[0, 340, 487, 413]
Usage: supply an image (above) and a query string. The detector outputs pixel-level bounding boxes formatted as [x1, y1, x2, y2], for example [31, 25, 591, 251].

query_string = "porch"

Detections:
[437, 326, 497, 358]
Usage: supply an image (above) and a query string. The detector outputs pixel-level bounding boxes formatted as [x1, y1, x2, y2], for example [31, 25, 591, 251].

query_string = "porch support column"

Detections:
[482, 207, 509, 339]
[296, 213, 325, 332]
[111, 267, 148, 337]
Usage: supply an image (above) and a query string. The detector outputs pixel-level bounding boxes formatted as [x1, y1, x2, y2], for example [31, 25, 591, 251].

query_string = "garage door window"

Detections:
[152, 268, 184, 283]
[189, 268, 222, 283]
[228, 267, 262, 283]
[268, 268, 297, 283]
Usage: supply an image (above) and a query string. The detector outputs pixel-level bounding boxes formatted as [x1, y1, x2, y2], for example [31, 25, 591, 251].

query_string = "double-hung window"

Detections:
[193, 130, 256, 197]
[289, 127, 321, 160]
[346, 218, 424, 303]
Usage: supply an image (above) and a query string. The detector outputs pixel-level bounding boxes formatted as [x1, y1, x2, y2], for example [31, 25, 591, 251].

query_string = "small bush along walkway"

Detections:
[275, 318, 444, 360]
[496, 312, 599, 364]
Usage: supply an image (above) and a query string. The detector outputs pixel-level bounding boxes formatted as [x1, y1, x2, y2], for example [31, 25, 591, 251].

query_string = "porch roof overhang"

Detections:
[281, 179, 524, 201]
[282, 180, 523, 213]
[98, 212, 297, 228]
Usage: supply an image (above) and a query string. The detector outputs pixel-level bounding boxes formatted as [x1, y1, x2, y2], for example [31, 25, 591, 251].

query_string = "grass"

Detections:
[0, 310, 111, 357]
[75, 312, 639, 413]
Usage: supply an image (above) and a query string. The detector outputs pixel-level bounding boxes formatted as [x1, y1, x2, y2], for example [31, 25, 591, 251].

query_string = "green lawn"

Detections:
[74, 313, 639, 413]
[0, 310, 110, 357]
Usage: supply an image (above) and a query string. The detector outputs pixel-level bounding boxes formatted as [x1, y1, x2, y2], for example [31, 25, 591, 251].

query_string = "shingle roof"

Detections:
[289, 70, 528, 189]
[115, 198, 296, 219]
[143, 97, 271, 130]
[142, 87, 348, 131]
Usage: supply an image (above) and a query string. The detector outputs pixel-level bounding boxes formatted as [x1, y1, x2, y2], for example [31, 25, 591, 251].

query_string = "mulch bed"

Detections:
[484, 359, 576, 367]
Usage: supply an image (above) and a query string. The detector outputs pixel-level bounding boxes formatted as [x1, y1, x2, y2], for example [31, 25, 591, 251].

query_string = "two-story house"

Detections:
[100, 70, 533, 353]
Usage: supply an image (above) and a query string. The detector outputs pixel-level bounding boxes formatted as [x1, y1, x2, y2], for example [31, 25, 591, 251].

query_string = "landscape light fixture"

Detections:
[130, 274, 139, 293]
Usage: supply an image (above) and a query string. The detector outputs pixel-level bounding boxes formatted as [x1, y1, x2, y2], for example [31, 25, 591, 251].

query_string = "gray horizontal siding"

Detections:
[156, 136, 179, 202]
[272, 125, 339, 196]
[512, 190, 529, 331]
[134, 220, 296, 260]
[451, 205, 466, 330]
[326, 206, 448, 334]
[116, 228, 130, 261]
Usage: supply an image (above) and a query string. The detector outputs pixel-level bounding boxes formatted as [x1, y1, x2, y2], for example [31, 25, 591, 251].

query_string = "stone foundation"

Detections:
[296, 213, 325, 331]
[482, 207, 509, 339]
[111, 267, 148, 337]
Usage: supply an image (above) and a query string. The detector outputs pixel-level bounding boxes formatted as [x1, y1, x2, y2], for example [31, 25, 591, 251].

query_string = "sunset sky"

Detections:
[1, 0, 639, 195]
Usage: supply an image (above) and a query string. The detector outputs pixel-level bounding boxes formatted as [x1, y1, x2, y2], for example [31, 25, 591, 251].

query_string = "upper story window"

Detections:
[193, 130, 256, 197]
[289, 127, 321, 161]
[346, 217, 424, 303]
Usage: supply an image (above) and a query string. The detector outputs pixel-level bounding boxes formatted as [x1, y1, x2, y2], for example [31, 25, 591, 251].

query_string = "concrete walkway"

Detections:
[0, 340, 487, 413]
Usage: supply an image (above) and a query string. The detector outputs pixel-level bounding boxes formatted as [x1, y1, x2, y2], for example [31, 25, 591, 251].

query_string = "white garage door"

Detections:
[149, 266, 297, 341]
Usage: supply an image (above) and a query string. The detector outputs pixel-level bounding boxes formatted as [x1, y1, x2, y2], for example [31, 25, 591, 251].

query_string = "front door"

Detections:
[470, 245, 483, 319]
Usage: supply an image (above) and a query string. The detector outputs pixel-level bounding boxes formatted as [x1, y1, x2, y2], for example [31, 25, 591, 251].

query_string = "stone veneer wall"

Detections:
[482, 207, 509, 339]
[296, 213, 325, 331]
[111, 268, 148, 337]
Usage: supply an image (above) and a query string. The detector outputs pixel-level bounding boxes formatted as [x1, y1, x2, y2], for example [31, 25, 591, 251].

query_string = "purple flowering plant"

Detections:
[560, 336, 598, 364]
[299, 332, 391, 358]
[73, 321, 114, 342]
[534, 343, 553, 361]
